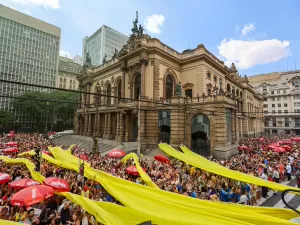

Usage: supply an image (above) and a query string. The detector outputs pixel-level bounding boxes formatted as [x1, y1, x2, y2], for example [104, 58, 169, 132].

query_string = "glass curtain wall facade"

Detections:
[0, 5, 60, 126]
[82, 25, 128, 66]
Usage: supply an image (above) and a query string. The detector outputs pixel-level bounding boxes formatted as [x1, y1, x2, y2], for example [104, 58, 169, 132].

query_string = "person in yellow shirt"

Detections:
[12, 206, 27, 222]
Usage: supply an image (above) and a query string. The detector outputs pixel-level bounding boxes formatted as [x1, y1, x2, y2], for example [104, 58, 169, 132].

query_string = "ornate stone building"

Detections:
[75, 13, 264, 157]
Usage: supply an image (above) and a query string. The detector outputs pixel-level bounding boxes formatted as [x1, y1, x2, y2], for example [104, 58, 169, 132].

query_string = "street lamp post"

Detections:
[44, 102, 50, 136]
[94, 83, 101, 137]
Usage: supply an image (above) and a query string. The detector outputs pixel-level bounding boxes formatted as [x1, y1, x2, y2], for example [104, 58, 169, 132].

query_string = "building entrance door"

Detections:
[191, 114, 210, 156]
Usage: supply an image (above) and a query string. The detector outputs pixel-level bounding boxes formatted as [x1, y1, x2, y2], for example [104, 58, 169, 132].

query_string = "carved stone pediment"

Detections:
[182, 83, 194, 90]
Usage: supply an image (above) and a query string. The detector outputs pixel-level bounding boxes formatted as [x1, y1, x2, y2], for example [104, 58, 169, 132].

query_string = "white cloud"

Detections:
[241, 23, 256, 36]
[144, 14, 165, 34]
[218, 39, 290, 69]
[59, 50, 72, 58]
[1, 0, 61, 9]
[236, 25, 239, 31]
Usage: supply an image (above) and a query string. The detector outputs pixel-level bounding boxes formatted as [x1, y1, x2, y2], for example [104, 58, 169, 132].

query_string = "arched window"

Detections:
[227, 83, 231, 93]
[165, 75, 174, 99]
[106, 83, 111, 105]
[117, 81, 122, 103]
[94, 83, 101, 104]
[134, 73, 141, 99]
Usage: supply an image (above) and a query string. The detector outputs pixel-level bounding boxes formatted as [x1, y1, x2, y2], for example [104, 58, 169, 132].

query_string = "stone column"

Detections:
[107, 113, 112, 139]
[101, 90, 106, 106]
[115, 112, 120, 141]
[86, 82, 92, 106]
[118, 112, 124, 142]
[84, 114, 89, 135]
[103, 113, 108, 138]
[78, 84, 82, 108]
[112, 87, 117, 105]
[140, 59, 148, 97]
[121, 67, 127, 99]
[125, 113, 130, 142]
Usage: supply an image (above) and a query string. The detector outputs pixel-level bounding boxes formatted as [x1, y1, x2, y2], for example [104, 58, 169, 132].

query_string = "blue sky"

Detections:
[1, 0, 300, 76]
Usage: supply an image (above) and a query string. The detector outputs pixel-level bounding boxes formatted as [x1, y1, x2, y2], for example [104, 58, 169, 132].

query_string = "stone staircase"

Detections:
[52, 135, 116, 153]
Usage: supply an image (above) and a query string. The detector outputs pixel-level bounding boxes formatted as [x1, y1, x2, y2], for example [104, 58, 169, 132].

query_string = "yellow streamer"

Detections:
[47, 146, 300, 223]
[121, 153, 159, 189]
[158, 143, 300, 193]
[6, 147, 299, 224]
[49, 146, 90, 167]
[0, 219, 21, 225]
[0, 156, 45, 183]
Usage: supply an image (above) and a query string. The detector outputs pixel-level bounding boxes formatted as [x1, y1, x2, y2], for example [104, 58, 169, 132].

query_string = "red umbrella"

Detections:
[291, 137, 300, 142]
[0, 173, 10, 184]
[107, 150, 126, 158]
[154, 155, 170, 164]
[268, 143, 279, 149]
[238, 145, 249, 151]
[79, 154, 89, 161]
[9, 179, 40, 189]
[2, 148, 19, 153]
[273, 147, 286, 153]
[6, 142, 18, 147]
[10, 185, 54, 206]
[43, 177, 70, 192]
[126, 166, 145, 176]
[259, 138, 264, 141]
[282, 145, 293, 151]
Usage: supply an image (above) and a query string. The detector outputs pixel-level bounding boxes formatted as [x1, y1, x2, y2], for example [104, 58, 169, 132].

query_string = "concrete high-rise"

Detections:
[82, 25, 128, 66]
[249, 70, 300, 135]
[0, 4, 61, 125]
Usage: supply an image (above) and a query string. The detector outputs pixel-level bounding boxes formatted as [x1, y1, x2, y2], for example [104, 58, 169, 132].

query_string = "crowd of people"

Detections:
[0, 132, 299, 224]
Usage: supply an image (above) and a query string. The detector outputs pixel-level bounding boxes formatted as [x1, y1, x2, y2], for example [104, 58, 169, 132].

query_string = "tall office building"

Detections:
[0, 4, 61, 125]
[73, 55, 82, 65]
[249, 70, 300, 135]
[82, 25, 128, 66]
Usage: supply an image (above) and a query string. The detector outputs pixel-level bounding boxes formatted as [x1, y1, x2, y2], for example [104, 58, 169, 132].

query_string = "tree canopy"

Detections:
[0, 110, 14, 127]
[13, 91, 79, 124]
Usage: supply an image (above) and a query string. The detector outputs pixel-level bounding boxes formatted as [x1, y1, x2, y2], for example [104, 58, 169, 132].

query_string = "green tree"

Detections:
[13, 91, 79, 128]
[13, 91, 50, 125]
[0, 110, 14, 127]
[48, 91, 79, 127]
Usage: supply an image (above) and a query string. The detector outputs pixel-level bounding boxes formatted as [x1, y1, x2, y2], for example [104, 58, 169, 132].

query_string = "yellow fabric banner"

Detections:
[5, 146, 299, 224]
[48, 146, 300, 224]
[0, 156, 45, 183]
[18, 150, 35, 156]
[49, 146, 90, 167]
[121, 153, 159, 189]
[0, 219, 22, 225]
[158, 143, 300, 193]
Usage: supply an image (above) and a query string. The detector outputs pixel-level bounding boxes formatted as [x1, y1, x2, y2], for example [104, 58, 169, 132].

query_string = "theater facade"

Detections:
[75, 14, 264, 157]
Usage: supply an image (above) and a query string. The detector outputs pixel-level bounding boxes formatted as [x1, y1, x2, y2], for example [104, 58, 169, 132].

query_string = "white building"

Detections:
[57, 56, 82, 90]
[0, 4, 61, 125]
[82, 25, 128, 66]
[249, 70, 300, 135]
[73, 55, 82, 65]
